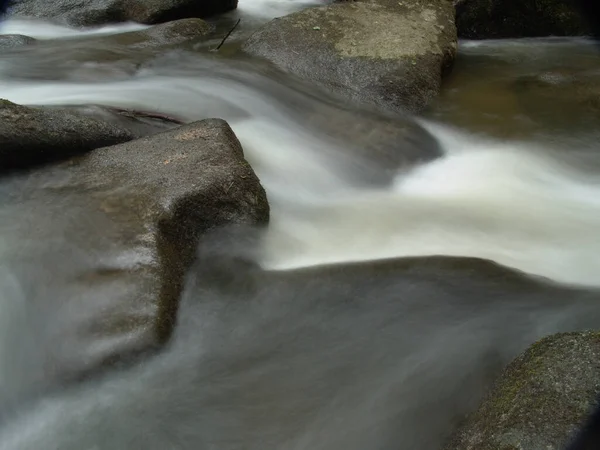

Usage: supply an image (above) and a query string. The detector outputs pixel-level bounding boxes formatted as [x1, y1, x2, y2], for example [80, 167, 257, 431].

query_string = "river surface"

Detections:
[1, 1, 600, 449]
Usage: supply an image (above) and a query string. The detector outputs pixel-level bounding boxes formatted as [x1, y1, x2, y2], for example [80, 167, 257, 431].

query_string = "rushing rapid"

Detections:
[1, 2, 600, 450]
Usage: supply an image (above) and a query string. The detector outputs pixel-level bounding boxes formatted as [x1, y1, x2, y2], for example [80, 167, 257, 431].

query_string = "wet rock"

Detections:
[0, 34, 36, 52]
[455, 0, 590, 39]
[9, 0, 238, 26]
[0, 99, 134, 173]
[445, 331, 600, 450]
[103, 18, 213, 48]
[124, 0, 239, 24]
[0, 118, 268, 404]
[243, 0, 457, 113]
[58, 104, 185, 137]
[0, 19, 213, 82]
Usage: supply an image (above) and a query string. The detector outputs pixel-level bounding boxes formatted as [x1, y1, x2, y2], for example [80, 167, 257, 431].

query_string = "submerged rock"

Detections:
[8, 0, 238, 26]
[445, 331, 600, 450]
[0, 34, 36, 52]
[455, 0, 591, 39]
[512, 68, 600, 131]
[0, 99, 134, 172]
[0, 19, 214, 82]
[0, 118, 268, 403]
[243, 0, 457, 113]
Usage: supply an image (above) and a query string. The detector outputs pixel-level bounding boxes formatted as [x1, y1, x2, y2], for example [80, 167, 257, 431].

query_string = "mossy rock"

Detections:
[445, 331, 600, 450]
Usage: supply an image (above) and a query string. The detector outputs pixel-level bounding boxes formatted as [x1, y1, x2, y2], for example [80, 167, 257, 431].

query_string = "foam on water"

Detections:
[2, 61, 600, 286]
[0, 18, 149, 40]
[0, 14, 599, 450]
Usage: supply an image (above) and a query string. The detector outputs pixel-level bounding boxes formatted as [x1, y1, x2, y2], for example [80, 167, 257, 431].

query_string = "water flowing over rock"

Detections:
[0, 119, 269, 406]
[0, 99, 134, 172]
[0, 34, 35, 52]
[454, 0, 591, 39]
[7, 0, 238, 26]
[0, 19, 214, 81]
[445, 331, 600, 450]
[243, 0, 457, 113]
[512, 68, 600, 131]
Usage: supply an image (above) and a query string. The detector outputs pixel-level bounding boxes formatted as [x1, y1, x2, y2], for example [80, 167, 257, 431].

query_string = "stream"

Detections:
[1, 0, 600, 449]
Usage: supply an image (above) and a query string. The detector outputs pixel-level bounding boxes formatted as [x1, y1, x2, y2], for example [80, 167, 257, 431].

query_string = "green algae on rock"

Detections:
[243, 0, 457, 113]
[445, 331, 600, 450]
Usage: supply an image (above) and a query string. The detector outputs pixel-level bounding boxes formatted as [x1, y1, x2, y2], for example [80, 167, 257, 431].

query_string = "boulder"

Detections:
[0, 34, 35, 52]
[8, 0, 238, 26]
[0, 118, 269, 408]
[454, 0, 591, 39]
[444, 331, 600, 450]
[243, 0, 457, 113]
[0, 99, 134, 173]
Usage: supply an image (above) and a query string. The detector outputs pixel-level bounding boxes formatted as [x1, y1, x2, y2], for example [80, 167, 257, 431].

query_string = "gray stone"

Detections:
[445, 331, 600, 450]
[243, 0, 457, 113]
[0, 99, 134, 172]
[454, 0, 590, 39]
[0, 118, 269, 406]
[0, 34, 36, 52]
[8, 0, 238, 26]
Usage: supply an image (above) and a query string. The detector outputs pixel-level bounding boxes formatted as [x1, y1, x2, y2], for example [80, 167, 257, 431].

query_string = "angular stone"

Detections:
[243, 0, 457, 113]
[0, 119, 269, 407]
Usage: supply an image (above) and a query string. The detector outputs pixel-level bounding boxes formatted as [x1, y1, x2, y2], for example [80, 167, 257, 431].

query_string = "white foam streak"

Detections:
[262, 125, 600, 286]
[237, 0, 327, 19]
[2, 71, 600, 286]
[0, 18, 149, 40]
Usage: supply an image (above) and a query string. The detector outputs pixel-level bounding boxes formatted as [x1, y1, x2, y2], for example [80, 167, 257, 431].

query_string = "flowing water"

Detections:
[1, 1, 600, 449]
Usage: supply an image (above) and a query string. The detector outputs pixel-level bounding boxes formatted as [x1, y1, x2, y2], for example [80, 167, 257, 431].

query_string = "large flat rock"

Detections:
[243, 0, 457, 113]
[0, 119, 269, 410]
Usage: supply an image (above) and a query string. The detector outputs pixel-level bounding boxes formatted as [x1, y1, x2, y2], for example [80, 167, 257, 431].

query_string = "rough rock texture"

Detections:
[0, 118, 269, 404]
[445, 331, 600, 450]
[243, 0, 457, 113]
[0, 34, 36, 52]
[8, 0, 238, 26]
[454, 0, 591, 39]
[0, 99, 134, 172]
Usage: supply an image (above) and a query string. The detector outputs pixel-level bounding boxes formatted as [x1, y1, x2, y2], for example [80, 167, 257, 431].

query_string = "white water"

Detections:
[1, 7, 600, 450]
[2, 16, 600, 287]
[263, 122, 600, 286]
[0, 18, 149, 39]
